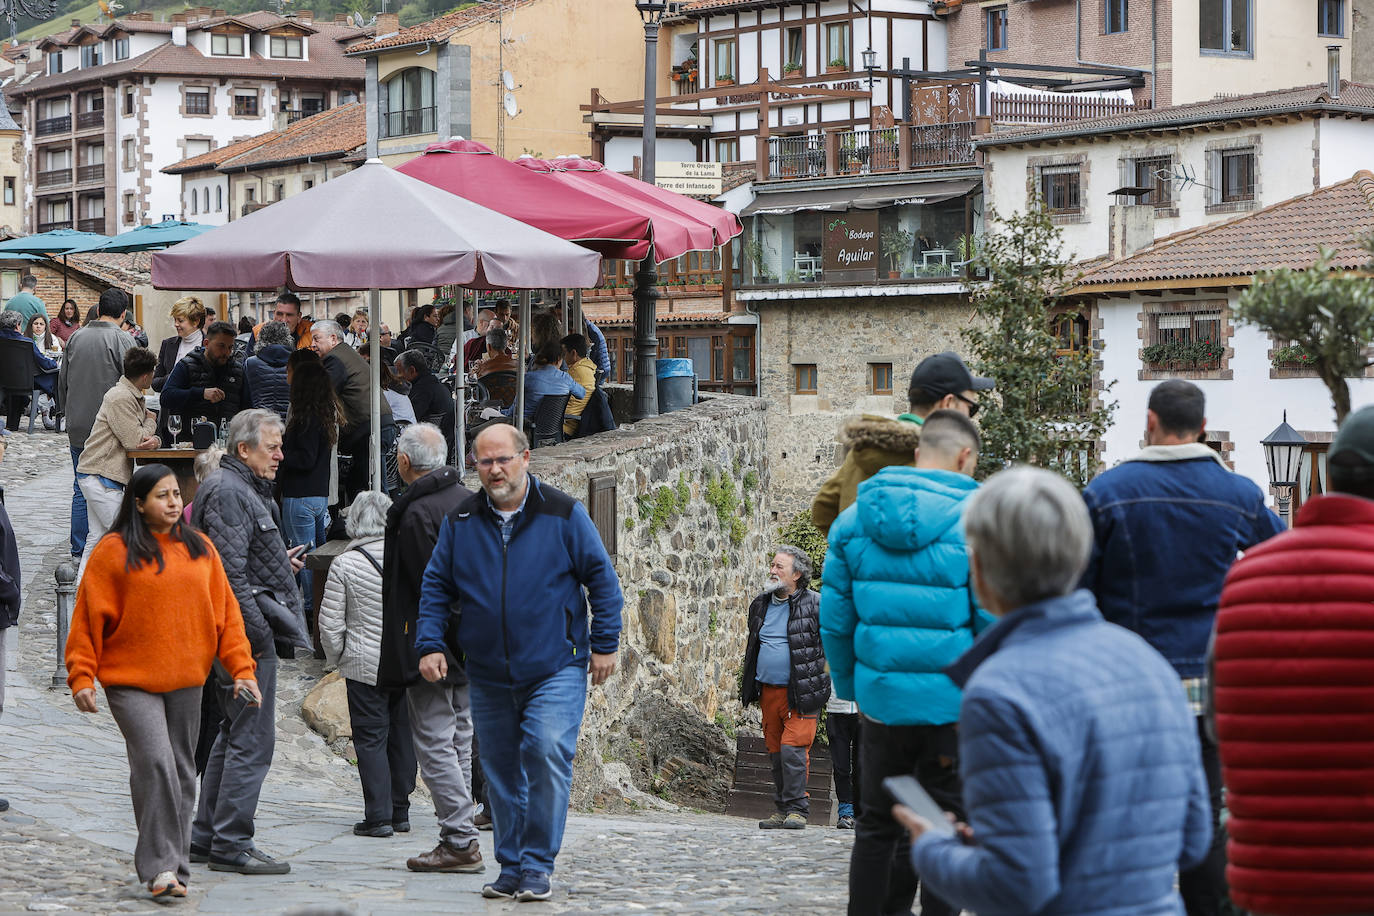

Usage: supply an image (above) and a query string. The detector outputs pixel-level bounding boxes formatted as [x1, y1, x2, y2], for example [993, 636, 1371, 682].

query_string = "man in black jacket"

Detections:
[311, 319, 394, 499]
[0, 439, 19, 813]
[160, 321, 250, 442]
[243, 320, 291, 422]
[740, 546, 831, 830]
[376, 423, 483, 874]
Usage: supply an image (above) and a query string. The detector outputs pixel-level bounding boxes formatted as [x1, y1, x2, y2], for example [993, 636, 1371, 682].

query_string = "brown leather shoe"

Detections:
[406, 840, 484, 873]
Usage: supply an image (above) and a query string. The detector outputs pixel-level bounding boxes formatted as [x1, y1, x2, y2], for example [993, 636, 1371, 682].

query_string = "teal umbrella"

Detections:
[0, 228, 109, 303]
[63, 220, 213, 255]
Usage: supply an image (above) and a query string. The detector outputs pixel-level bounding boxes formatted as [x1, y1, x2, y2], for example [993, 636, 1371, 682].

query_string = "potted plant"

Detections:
[881, 227, 913, 280]
[953, 233, 979, 276]
[783, 61, 801, 76]
[717, 73, 735, 87]
[743, 237, 769, 284]
[785, 268, 801, 284]
[1272, 343, 1314, 368]
[827, 57, 847, 74]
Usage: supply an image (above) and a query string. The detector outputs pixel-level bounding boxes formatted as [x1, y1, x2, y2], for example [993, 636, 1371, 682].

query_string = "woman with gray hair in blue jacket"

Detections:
[897, 466, 1212, 916]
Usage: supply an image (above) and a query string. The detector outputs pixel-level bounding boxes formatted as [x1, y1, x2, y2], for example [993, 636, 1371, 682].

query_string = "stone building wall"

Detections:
[528, 392, 773, 811]
[755, 293, 977, 520]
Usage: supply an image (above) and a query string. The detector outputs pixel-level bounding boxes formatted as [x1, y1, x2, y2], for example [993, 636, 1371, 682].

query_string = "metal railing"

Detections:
[36, 115, 71, 136]
[379, 106, 436, 139]
[37, 220, 73, 232]
[910, 121, 975, 168]
[837, 128, 901, 176]
[767, 134, 826, 180]
[281, 107, 325, 125]
[77, 217, 104, 232]
[76, 110, 104, 130]
[76, 164, 104, 184]
[37, 168, 72, 188]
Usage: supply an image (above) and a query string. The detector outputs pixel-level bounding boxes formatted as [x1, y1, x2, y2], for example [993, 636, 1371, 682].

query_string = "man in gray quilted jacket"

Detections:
[190, 409, 310, 876]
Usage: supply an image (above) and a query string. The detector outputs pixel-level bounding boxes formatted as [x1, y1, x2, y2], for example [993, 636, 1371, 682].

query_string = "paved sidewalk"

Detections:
[0, 431, 852, 914]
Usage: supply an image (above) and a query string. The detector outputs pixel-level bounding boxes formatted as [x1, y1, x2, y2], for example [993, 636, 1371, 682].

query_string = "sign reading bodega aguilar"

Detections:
[822, 210, 879, 283]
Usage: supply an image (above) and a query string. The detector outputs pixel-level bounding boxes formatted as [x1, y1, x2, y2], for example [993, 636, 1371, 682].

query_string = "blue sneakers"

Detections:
[515, 871, 553, 902]
[482, 871, 521, 899]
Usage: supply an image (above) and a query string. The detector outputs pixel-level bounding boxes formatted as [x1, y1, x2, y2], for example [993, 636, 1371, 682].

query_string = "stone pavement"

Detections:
[0, 430, 853, 914]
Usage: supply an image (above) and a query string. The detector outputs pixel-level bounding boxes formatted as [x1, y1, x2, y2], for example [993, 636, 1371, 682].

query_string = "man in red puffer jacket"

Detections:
[1213, 406, 1374, 916]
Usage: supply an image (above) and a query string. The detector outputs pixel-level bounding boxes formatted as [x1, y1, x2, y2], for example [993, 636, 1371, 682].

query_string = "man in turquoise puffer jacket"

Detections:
[821, 409, 990, 916]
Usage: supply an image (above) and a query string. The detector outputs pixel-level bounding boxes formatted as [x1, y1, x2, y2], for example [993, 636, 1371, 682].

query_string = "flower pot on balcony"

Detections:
[717, 77, 735, 87]
[826, 64, 846, 74]
[888, 270, 900, 279]
[672, 72, 682, 82]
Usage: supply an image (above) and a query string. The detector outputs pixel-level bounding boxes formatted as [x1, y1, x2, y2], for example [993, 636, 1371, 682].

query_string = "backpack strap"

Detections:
[350, 544, 383, 576]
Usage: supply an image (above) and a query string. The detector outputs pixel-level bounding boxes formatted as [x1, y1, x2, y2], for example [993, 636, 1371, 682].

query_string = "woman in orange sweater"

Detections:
[66, 463, 259, 901]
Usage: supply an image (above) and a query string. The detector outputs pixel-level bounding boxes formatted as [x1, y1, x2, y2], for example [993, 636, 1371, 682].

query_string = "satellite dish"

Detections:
[502, 70, 515, 91]
[351, 11, 364, 27]
[503, 91, 518, 119]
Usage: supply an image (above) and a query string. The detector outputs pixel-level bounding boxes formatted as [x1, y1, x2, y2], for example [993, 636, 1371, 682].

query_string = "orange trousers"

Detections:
[760, 684, 818, 752]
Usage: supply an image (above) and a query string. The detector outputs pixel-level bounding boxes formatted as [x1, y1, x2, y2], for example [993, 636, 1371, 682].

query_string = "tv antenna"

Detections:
[1158, 163, 1213, 193]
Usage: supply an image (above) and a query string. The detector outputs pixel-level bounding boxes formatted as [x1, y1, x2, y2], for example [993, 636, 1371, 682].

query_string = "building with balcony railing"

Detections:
[9, 7, 371, 236]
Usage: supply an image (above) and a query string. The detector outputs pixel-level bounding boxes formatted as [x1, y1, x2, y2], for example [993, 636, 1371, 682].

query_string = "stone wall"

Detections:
[529, 392, 772, 811]
[755, 294, 977, 519]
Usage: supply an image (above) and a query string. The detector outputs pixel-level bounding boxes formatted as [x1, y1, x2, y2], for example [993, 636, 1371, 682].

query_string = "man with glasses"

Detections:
[415, 423, 622, 903]
[812, 351, 993, 535]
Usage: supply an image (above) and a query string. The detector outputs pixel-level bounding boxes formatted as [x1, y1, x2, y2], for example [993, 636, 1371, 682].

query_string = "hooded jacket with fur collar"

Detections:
[811, 415, 922, 534]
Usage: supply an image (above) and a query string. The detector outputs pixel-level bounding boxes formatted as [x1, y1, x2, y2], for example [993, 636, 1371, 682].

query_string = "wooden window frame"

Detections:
[825, 22, 850, 67]
[794, 363, 818, 395]
[1218, 149, 1255, 203]
[713, 37, 736, 81]
[1039, 164, 1082, 214]
[210, 32, 245, 56]
[270, 35, 303, 59]
[870, 362, 893, 396]
[1131, 155, 1173, 209]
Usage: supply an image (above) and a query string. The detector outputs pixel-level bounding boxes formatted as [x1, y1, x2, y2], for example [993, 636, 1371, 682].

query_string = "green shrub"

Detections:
[776, 512, 828, 587]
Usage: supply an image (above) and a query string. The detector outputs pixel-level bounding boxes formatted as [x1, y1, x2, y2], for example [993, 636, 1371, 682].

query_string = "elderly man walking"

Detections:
[190, 409, 311, 875]
[1081, 380, 1283, 916]
[416, 424, 623, 902]
[900, 467, 1212, 915]
[59, 289, 136, 558]
[375, 423, 482, 871]
[740, 546, 830, 831]
[821, 409, 987, 916]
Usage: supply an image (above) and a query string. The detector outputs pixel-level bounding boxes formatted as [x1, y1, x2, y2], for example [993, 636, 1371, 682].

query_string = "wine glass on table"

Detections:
[167, 413, 182, 447]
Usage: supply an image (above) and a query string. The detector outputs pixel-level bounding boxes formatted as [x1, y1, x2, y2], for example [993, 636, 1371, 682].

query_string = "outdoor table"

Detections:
[305, 538, 352, 659]
[128, 446, 207, 502]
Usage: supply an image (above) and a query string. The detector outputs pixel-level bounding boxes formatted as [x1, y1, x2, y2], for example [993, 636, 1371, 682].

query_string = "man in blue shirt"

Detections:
[5, 276, 45, 326]
[740, 547, 830, 830]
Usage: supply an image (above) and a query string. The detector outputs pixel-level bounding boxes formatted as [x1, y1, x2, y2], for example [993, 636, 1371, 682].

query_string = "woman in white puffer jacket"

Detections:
[318, 490, 417, 838]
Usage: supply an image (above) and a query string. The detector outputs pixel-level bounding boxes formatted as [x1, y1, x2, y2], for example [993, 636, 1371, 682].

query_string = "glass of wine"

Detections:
[167, 414, 182, 446]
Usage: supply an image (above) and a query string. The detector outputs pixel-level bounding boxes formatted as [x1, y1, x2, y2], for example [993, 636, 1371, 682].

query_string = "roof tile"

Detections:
[345, 0, 536, 54]
[163, 102, 364, 174]
[1073, 171, 1374, 288]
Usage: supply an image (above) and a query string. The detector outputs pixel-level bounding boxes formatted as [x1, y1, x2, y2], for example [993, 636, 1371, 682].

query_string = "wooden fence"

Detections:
[992, 92, 1141, 125]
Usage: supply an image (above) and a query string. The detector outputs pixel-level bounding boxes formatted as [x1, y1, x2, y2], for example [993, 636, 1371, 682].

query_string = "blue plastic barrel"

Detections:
[655, 358, 696, 414]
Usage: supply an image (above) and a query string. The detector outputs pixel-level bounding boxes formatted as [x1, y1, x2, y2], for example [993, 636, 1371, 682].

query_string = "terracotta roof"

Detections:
[163, 103, 364, 174]
[979, 81, 1374, 148]
[681, 0, 790, 14]
[1073, 171, 1374, 289]
[55, 252, 152, 291]
[345, 0, 536, 54]
[14, 21, 367, 96]
[580, 299, 731, 327]
[721, 162, 754, 194]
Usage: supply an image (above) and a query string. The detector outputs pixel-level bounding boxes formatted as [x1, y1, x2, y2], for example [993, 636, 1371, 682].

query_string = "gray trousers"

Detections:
[406, 680, 477, 848]
[106, 685, 201, 884]
[192, 653, 276, 858]
[771, 746, 810, 816]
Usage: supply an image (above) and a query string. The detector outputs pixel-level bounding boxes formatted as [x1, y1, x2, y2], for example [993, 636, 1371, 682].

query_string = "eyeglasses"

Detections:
[475, 454, 520, 470]
[953, 392, 981, 418]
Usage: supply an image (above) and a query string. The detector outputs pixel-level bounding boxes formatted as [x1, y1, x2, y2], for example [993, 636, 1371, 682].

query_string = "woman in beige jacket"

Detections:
[76, 347, 160, 578]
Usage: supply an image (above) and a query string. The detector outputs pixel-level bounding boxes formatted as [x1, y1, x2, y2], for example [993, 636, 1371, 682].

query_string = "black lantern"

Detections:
[635, 0, 667, 22]
[862, 47, 878, 71]
[1261, 411, 1307, 489]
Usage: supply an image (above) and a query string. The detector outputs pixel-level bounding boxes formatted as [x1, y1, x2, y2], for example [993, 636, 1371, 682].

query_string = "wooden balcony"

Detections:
[76, 110, 104, 130]
[37, 220, 73, 232]
[763, 122, 976, 182]
[77, 217, 104, 232]
[76, 164, 104, 184]
[37, 168, 72, 189]
[36, 115, 71, 136]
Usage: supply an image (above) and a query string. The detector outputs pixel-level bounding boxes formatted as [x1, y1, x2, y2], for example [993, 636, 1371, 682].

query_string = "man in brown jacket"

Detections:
[811, 352, 993, 534]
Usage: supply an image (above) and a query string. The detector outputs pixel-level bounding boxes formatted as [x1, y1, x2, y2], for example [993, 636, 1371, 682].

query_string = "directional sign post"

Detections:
[655, 161, 724, 196]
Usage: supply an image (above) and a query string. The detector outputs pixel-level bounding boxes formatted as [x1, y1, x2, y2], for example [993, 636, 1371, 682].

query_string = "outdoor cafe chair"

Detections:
[526, 393, 571, 450]
[477, 370, 517, 409]
[0, 337, 54, 435]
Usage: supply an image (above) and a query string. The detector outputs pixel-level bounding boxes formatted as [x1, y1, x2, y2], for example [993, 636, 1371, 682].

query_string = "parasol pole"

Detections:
[454, 286, 467, 473]
[369, 287, 383, 492]
[63, 254, 69, 305]
[515, 289, 529, 432]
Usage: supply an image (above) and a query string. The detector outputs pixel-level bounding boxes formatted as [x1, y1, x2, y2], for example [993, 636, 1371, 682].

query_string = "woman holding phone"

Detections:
[66, 464, 259, 901]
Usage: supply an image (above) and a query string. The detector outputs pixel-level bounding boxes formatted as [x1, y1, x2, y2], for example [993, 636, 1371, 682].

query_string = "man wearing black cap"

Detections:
[812, 351, 994, 534]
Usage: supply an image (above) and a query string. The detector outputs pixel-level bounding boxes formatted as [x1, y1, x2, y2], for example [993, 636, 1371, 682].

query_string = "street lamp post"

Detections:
[1261, 411, 1308, 527]
[632, 0, 667, 422]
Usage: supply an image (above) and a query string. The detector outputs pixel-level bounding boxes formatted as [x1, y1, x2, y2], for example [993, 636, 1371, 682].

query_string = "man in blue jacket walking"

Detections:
[416, 423, 623, 904]
[1080, 380, 1283, 916]
[821, 410, 989, 916]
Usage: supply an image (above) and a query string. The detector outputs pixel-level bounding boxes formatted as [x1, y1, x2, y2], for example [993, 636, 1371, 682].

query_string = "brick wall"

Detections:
[945, 0, 1169, 107]
[23, 262, 106, 318]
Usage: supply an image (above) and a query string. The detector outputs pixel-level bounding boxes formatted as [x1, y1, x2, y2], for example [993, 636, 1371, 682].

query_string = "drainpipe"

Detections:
[743, 299, 761, 397]
[1076, 0, 1155, 106]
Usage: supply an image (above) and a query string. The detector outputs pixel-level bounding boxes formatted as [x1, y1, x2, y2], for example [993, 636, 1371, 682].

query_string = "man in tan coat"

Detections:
[811, 352, 993, 534]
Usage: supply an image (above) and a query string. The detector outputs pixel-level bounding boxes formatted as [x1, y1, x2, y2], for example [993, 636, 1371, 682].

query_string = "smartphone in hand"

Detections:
[883, 776, 956, 837]
[287, 544, 308, 559]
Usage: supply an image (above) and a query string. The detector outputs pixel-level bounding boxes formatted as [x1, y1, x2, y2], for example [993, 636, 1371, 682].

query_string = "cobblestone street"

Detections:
[0, 430, 852, 915]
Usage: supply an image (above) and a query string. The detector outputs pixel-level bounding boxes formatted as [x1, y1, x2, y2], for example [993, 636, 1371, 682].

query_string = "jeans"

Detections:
[69, 446, 88, 556]
[280, 496, 329, 613]
[469, 663, 587, 878]
[1181, 716, 1229, 916]
[848, 719, 963, 916]
[827, 711, 861, 817]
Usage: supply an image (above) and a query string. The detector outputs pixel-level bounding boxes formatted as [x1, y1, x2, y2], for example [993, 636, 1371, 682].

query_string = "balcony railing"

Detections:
[379, 106, 436, 139]
[76, 164, 104, 184]
[77, 217, 104, 232]
[763, 122, 976, 181]
[76, 110, 104, 130]
[37, 220, 73, 232]
[281, 107, 326, 125]
[37, 168, 72, 189]
[744, 258, 973, 287]
[36, 115, 71, 136]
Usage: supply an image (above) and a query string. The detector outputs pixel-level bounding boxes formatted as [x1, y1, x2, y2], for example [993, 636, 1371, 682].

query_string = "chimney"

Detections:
[1108, 204, 1155, 260]
[212, 8, 225, 16]
[1328, 44, 1341, 99]
[375, 12, 399, 35]
[334, 13, 349, 22]
[297, 9, 313, 23]
[127, 11, 152, 20]
[171, 12, 187, 23]
[171, 19, 187, 46]
[70, 18, 81, 27]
